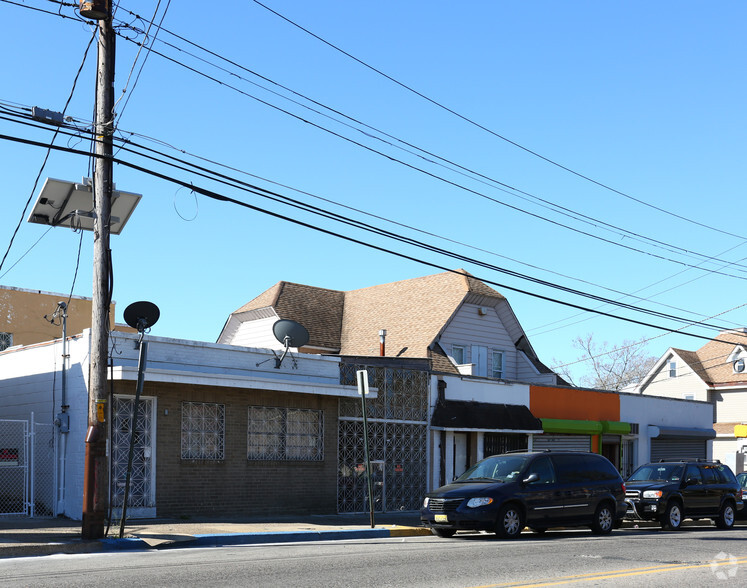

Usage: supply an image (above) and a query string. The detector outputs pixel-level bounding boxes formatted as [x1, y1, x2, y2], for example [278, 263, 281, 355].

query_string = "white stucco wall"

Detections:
[620, 393, 714, 466]
[438, 375, 530, 406]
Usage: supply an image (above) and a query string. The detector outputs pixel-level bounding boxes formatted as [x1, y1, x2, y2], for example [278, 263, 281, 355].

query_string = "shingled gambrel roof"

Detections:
[676, 330, 747, 386]
[225, 270, 510, 361]
[234, 281, 344, 350]
[338, 270, 505, 358]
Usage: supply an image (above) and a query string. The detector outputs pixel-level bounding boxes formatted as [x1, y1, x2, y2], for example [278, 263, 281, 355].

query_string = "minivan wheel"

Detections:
[591, 502, 614, 535]
[431, 528, 456, 538]
[715, 502, 735, 530]
[495, 504, 524, 539]
[660, 501, 682, 531]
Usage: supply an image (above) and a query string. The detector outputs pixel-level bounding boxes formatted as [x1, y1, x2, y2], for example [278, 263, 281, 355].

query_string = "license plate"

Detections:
[434, 514, 448, 523]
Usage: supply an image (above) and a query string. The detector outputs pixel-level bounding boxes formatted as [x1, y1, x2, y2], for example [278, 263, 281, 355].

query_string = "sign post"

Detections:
[356, 369, 375, 528]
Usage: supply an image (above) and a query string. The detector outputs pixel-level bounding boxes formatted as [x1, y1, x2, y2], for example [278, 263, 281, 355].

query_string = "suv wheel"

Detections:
[431, 528, 456, 538]
[660, 501, 682, 531]
[715, 502, 735, 530]
[495, 503, 523, 539]
[591, 502, 614, 535]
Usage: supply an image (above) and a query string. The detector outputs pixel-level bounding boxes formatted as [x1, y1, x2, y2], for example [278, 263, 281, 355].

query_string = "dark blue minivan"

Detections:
[421, 451, 627, 539]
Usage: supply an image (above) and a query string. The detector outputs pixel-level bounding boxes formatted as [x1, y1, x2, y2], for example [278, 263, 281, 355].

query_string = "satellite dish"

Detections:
[124, 301, 160, 333]
[272, 319, 309, 348]
[269, 319, 309, 369]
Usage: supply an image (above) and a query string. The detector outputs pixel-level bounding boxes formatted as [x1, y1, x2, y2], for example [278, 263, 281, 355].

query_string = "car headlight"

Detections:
[423, 497, 429, 508]
[466, 497, 494, 508]
[643, 490, 663, 499]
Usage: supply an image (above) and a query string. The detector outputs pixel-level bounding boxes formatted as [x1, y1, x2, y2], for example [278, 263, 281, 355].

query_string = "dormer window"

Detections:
[669, 361, 676, 378]
[735, 358, 746, 374]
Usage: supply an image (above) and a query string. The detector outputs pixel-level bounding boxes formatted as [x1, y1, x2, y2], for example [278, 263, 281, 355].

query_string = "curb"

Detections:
[98, 526, 432, 552]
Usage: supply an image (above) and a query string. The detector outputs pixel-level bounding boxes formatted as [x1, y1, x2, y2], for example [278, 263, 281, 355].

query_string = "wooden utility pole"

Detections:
[81, 0, 115, 540]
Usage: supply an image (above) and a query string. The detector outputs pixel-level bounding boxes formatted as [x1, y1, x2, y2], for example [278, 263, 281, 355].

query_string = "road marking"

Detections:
[469, 557, 747, 587]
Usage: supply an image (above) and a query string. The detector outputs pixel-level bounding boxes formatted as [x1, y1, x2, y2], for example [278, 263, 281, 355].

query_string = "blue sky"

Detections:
[1, 1, 746, 383]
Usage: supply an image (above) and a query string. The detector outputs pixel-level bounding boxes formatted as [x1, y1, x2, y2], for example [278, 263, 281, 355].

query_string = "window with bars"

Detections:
[247, 406, 323, 461]
[181, 401, 225, 460]
[0, 332, 12, 351]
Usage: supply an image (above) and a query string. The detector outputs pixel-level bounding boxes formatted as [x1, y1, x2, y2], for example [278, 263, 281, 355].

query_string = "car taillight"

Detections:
[621, 483, 626, 493]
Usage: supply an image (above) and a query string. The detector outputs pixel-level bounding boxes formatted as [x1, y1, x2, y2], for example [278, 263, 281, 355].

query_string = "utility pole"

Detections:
[80, 0, 115, 540]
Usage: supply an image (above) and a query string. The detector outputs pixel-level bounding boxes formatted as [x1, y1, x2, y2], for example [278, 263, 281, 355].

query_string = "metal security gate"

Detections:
[111, 396, 156, 518]
[650, 439, 707, 462]
[0, 415, 56, 517]
[532, 434, 591, 452]
[338, 365, 428, 513]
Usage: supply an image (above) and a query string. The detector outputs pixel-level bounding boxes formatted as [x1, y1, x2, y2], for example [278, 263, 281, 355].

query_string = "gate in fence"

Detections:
[0, 414, 56, 517]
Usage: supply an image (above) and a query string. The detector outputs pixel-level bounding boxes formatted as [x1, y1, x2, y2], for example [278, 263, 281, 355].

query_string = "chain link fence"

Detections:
[0, 416, 56, 517]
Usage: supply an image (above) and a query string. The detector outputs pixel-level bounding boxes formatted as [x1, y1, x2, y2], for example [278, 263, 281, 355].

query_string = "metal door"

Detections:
[111, 396, 156, 518]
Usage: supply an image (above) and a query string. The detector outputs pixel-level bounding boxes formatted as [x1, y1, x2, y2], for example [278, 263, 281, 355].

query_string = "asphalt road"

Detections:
[1, 525, 745, 587]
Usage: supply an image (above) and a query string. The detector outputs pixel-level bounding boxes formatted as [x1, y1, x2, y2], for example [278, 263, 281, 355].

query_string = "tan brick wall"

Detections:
[114, 381, 339, 518]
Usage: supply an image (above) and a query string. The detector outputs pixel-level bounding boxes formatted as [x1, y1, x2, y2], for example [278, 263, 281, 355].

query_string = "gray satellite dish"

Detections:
[124, 301, 160, 333]
[273, 319, 310, 348]
[270, 319, 309, 368]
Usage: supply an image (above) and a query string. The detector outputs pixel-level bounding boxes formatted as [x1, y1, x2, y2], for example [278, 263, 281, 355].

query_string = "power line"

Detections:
[11, 1, 747, 274]
[249, 0, 745, 242]
[108, 13, 747, 273]
[2, 108, 743, 338]
[114, 0, 172, 122]
[0, 127, 737, 343]
[96, 38, 747, 281]
[0, 27, 96, 274]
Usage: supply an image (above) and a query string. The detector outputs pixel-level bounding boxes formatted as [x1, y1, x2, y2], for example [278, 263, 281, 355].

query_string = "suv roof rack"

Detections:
[656, 458, 721, 464]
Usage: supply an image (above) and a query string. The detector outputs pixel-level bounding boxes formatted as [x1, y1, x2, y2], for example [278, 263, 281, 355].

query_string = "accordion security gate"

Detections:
[338, 365, 428, 513]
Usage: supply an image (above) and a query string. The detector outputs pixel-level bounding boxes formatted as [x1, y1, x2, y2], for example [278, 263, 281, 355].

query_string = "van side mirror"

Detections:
[523, 473, 539, 484]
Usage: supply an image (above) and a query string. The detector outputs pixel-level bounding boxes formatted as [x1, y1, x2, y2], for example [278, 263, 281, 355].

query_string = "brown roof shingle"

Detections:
[231, 270, 507, 359]
[675, 330, 747, 386]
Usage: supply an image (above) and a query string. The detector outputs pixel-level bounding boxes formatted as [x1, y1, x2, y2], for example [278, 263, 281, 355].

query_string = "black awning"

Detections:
[431, 400, 543, 433]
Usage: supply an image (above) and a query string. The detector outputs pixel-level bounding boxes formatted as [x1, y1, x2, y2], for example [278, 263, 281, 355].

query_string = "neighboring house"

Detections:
[0, 285, 132, 351]
[633, 328, 747, 472]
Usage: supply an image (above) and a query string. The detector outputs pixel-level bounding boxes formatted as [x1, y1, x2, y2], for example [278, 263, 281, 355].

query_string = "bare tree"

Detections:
[552, 334, 658, 391]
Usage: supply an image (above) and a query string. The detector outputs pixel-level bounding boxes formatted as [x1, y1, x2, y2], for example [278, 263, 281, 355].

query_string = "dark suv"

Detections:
[624, 460, 743, 530]
[420, 451, 627, 539]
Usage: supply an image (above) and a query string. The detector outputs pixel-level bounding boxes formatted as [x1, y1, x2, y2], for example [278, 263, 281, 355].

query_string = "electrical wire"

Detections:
[8, 2, 747, 275]
[108, 14, 747, 273]
[3, 107, 744, 343]
[249, 0, 746, 242]
[0, 27, 96, 274]
[0, 126, 740, 345]
[0, 110, 740, 332]
[94, 40, 747, 281]
[114, 0, 172, 122]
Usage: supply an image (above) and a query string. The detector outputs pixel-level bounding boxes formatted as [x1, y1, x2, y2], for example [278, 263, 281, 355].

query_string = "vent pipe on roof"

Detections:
[379, 329, 387, 357]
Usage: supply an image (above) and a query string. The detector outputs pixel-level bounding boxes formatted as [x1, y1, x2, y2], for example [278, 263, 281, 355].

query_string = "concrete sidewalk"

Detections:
[0, 512, 431, 559]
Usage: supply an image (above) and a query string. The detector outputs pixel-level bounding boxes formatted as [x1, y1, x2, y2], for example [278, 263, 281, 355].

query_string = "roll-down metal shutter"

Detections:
[533, 434, 591, 452]
[650, 439, 706, 462]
